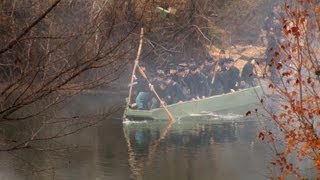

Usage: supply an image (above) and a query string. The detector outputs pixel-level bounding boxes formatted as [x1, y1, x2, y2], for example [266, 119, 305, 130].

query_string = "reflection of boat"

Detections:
[124, 86, 263, 121]
[123, 114, 266, 179]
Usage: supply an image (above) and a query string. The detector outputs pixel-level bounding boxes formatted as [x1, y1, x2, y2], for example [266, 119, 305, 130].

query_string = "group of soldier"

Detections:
[132, 55, 259, 110]
[129, 3, 285, 110]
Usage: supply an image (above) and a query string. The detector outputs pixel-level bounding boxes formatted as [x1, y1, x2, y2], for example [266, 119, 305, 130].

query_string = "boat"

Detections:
[123, 86, 264, 121]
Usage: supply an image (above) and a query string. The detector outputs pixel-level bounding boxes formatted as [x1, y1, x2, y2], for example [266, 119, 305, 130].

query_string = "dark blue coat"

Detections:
[165, 82, 186, 104]
[136, 74, 149, 92]
[188, 72, 209, 98]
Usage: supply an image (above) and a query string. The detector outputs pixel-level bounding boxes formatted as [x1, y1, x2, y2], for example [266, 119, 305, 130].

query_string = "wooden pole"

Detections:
[127, 28, 144, 105]
[137, 65, 175, 122]
[123, 28, 145, 180]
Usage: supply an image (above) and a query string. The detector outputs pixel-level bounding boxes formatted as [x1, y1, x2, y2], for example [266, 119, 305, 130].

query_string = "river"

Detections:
[0, 92, 275, 180]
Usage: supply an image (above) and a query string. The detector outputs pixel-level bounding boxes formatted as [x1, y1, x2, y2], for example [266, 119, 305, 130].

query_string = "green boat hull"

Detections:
[124, 86, 263, 121]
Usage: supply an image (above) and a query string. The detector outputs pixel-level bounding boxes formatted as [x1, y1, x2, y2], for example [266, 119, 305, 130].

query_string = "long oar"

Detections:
[146, 119, 174, 166]
[137, 65, 175, 122]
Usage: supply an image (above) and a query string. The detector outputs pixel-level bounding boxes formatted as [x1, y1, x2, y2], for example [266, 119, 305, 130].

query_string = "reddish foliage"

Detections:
[277, 63, 283, 70]
[261, 0, 320, 178]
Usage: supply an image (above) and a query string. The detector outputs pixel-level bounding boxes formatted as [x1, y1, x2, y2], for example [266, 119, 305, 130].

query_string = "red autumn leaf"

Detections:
[307, 77, 312, 84]
[272, 114, 278, 121]
[269, 83, 275, 89]
[286, 78, 292, 84]
[291, 26, 300, 36]
[292, 91, 297, 96]
[277, 63, 283, 70]
[246, 111, 251, 116]
[279, 113, 286, 118]
[286, 165, 290, 170]
[260, 98, 264, 104]
[294, 79, 300, 87]
[258, 132, 265, 140]
[282, 71, 290, 76]
[291, 26, 299, 32]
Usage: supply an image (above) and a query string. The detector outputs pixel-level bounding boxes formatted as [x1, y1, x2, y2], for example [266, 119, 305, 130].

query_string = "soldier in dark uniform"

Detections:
[150, 80, 167, 109]
[156, 66, 165, 76]
[163, 76, 186, 104]
[189, 65, 209, 99]
[169, 64, 179, 82]
[241, 60, 257, 87]
[203, 57, 215, 76]
[177, 67, 191, 100]
[222, 58, 240, 93]
[208, 62, 224, 96]
[134, 63, 151, 110]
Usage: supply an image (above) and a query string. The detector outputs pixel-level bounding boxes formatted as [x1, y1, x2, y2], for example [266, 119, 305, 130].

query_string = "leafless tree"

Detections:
[0, 1, 139, 171]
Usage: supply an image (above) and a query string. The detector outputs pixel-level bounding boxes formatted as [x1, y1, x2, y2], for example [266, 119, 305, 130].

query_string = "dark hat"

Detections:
[224, 58, 234, 63]
[156, 65, 163, 71]
[206, 56, 213, 62]
[169, 63, 178, 70]
[178, 67, 185, 72]
[190, 65, 197, 71]
[218, 58, 227, 66]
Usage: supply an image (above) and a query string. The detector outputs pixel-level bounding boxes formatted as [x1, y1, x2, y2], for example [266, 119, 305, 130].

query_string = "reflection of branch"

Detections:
[0, 0, 62, 55]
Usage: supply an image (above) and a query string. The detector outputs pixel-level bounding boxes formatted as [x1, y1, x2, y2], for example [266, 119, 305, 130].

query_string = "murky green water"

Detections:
[122, 118, 269, 180]
[0, 93, 271, 180]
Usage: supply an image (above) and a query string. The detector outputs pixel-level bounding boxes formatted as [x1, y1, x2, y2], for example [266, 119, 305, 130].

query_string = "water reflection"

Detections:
[0, 102, 270, 180]
[124, 118, 268, 180]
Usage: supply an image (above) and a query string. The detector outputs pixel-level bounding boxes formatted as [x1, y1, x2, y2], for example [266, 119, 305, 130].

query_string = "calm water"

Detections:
[0, 93, 272, 180]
